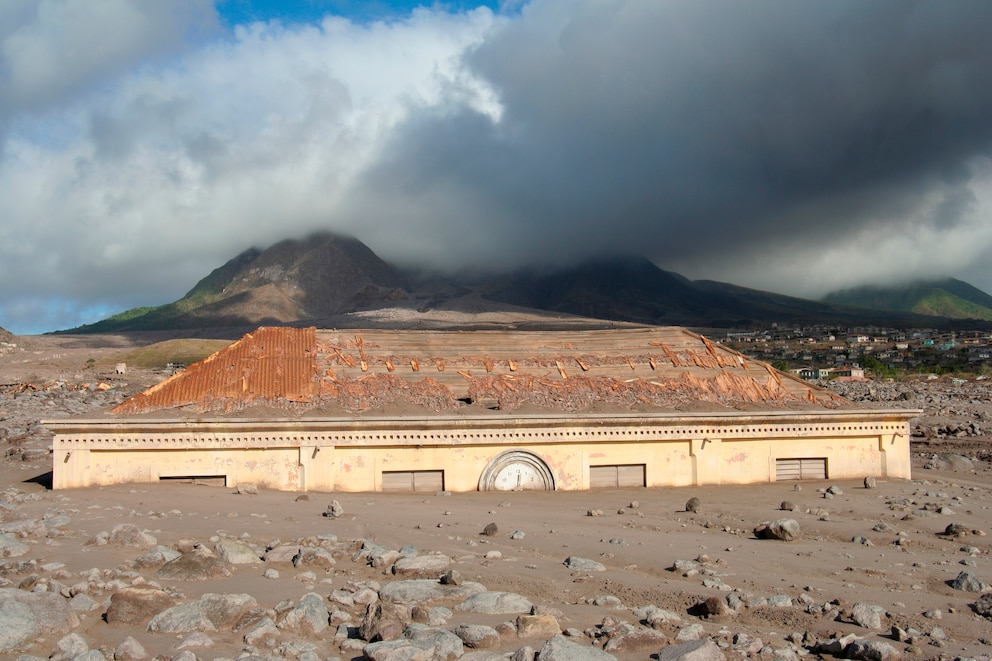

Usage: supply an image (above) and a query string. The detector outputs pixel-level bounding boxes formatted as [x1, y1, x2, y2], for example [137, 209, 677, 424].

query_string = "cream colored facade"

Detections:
[48, 408, 915, 492]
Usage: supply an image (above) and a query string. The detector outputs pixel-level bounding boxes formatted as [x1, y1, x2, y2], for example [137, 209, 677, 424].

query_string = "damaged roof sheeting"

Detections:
[114, 326, 318, 414]
[114, 326, 845, 416]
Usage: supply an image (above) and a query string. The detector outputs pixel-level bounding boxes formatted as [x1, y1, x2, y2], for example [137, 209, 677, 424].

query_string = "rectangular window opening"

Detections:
[158, 475, 227, 487]
[589, 464, 646, 488]
[775, 458, 827, 481]
[381, 470, 444, 493]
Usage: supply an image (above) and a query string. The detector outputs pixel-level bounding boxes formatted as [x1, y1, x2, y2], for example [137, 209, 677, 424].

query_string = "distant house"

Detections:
[795, 367, 831, 380]
[46, 326, 915, 493]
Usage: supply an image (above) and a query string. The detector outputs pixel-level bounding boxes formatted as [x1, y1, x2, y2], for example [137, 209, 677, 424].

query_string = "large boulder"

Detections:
[972, 593, 992, 619]
[277, 592, 329, 635]
[147, 593, 256, 634]
[360, 601, 412, 642]
[563, 556, 606, 572]
[850, 602, 886, 630]
[455, 591, 533, 615]
[656, 639, 726, 661]
[515, 613, 561, 638]
[214, 538, 260, 564]
[539, 635, 617, 660]
[108, 524, 157, 547]
[364, 624, 463, 661]
[754, 519, 800, 541]
[156, 549, 234, 581]
[0, 588, 79, 653]
[0, 533, 29, 558]
[949, 571, 990, 593]
[379, 579, 486, 605]
[392, 554, 451, 578]
[106, 586, 180, 626]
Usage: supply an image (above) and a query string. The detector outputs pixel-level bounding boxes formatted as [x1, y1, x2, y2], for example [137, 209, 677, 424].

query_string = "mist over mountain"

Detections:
[64, 233, 990, 334]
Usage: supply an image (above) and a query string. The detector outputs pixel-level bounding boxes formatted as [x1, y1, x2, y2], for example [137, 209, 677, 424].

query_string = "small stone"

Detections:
[685, 497, 701, 513]
[780, 501, 796, 511]
[235, 482, 258, 495]
[323, 500, 344, 519]
[482, 522, 499, 537]
[826, 485, 844, 496]
[864, 476, 877, 489]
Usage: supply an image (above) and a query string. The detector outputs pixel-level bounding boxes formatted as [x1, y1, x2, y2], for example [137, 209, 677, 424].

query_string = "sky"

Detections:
[3, 1, 992, 334]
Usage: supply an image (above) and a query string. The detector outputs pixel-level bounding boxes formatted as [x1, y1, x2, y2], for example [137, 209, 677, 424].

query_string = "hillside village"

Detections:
[722, 325, 992, 379]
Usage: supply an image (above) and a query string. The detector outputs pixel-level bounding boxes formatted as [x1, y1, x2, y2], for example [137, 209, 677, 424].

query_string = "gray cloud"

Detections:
[3, 1, 992, 333]
[352, 0, 992, 284]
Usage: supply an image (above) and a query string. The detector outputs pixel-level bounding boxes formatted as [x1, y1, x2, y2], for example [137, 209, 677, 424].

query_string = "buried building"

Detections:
[46, 326, 917, 492]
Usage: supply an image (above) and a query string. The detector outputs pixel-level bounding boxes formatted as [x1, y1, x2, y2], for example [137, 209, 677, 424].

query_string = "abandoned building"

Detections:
[45, 326, 917, 492]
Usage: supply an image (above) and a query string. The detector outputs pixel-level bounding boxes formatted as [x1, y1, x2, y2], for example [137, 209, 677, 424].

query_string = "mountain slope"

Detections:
[63, 235, 990, 333]
[482, 256, 939, 328]
[70, 232, 406, 332]
[822, 279, 992, 321]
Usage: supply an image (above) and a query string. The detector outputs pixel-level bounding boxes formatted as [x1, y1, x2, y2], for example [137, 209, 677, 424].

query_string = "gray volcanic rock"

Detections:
[214, 538, 260, 564]
[156, 549, 234, 580]
[113, 636, 147, 660]
[973, 593, 992, 619]
[378, 579, 486, 605]
[146, 593, 256, 634]
[364, 623, 464, 661]
[847, 639, 902, 661]
[360, 601, 412, 642]
[539, 635, 617, 660]
[107, 523, 157, 547]
[0, 533, 29, 557]
[263, 544, 302, 563]
[604, 627, 669, 653]
[515, 613, 561, 639]
[453, 623, 499, 648]
[924, 453, 975, 471]
[455, 591, 533, 614]
[755, 518, 800, 541]
[656, 639, 726, 661]
[392, 554, 451, 578]
[949, 571, 990, 593]
[106, 586, 180, 626]
[850, 602, 886, 629]
[0, 588, 79, 653]
[278, 592, 329, 635]
[564, 556, 606, 571]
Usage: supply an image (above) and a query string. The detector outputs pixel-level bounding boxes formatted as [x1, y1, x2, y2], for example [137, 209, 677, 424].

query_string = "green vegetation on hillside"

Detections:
[823, 278, 992, 321]
[98, 339, 232, 370]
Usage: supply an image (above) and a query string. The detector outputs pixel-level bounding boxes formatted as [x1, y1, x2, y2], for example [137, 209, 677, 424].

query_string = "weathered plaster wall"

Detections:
[48, 411, 915, 491]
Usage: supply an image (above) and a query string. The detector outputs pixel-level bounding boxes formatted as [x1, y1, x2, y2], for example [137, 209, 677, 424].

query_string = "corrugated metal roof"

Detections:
[114, 326, 845, 414]
[114, 326, 318, 414]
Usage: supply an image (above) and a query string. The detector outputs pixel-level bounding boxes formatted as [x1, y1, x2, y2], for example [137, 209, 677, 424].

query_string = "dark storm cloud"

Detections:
[350, 0, 992, 288]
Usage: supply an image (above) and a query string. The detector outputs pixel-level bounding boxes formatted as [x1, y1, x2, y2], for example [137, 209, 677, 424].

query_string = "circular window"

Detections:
[479, 450, 556, 491]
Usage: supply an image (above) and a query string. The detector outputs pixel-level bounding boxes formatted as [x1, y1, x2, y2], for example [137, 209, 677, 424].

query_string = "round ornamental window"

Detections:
[479, 450, 556, 491]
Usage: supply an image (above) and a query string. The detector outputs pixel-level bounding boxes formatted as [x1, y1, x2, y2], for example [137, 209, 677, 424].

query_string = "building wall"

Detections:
[48, 411, 916, 491]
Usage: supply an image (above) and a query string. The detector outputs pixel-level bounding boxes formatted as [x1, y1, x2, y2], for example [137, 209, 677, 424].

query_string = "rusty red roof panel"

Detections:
[113, 326, 318, 414]
[113, 326, 846, 415]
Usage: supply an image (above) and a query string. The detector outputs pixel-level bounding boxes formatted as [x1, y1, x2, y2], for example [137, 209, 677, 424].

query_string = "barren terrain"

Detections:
[0, 331, 990, 661]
